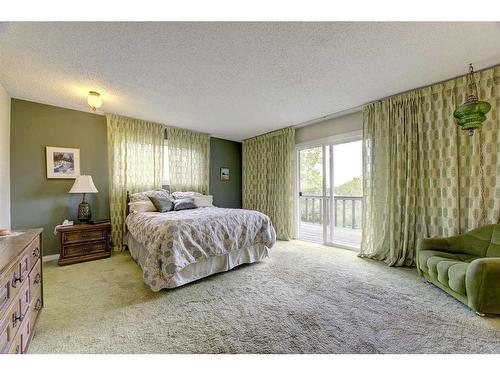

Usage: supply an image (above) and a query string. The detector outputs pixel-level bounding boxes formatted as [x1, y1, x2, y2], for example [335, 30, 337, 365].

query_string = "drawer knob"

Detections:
[34, 273, 41, 284]
[33, 247, 40, 257]
[11, 273, 23, 288]
[34, 299, 42, 311]
[12, 312, 23, 327]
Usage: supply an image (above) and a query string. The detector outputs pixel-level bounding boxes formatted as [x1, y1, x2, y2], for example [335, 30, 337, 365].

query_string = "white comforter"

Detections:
[125, 207, 276, 291]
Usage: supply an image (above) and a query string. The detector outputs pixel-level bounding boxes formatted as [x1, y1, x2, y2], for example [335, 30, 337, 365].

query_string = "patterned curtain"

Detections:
[243, 127, 295, 240]
[107, 114, 165, 251]
[360, 66, 500, 266]
[166, 127, 210, 194]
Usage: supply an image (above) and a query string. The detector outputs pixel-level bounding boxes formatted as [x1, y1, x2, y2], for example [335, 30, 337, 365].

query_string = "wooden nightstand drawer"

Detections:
[63, 229, 106, 244]
[63, 241, 107, 258]
[57, 221, 111, 266]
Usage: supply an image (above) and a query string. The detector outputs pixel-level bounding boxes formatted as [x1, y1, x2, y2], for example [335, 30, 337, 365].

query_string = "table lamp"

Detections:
[69, 175, 98, 222]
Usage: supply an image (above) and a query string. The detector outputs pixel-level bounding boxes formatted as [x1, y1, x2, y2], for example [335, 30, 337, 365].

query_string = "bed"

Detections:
[124, 192, 276, 291]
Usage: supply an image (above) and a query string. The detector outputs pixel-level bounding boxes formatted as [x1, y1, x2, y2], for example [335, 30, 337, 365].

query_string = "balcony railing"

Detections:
[299, 195, 363, 229]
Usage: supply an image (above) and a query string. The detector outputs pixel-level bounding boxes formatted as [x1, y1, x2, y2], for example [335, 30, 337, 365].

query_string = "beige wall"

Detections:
[295, 111, 362, 144]
[0, 83, 10, 229]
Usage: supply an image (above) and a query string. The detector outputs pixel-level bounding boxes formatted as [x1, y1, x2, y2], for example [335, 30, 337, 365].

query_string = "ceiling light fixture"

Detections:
[453, 64, 491, 136]
[87, 91, 103, 111]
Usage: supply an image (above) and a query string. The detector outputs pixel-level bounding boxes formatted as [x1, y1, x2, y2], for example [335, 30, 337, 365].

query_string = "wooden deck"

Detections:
[299, 222, 362, 247]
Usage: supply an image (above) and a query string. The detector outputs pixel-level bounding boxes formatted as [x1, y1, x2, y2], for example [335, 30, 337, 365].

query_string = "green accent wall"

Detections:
[10, 99, 109, 255]
[10, 100, 243, 255]
[209, 137, 242, 208]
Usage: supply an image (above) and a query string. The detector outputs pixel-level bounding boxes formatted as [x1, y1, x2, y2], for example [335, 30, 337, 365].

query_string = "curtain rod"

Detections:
[366, 61, 500, 106]
[242, 125, 296, 142]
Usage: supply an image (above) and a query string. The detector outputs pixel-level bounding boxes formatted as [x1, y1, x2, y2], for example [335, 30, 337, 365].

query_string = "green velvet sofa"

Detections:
[416, 224, 500, 316]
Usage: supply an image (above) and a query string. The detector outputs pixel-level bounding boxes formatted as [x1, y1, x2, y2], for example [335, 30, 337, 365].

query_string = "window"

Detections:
[162, 139, 170, 185]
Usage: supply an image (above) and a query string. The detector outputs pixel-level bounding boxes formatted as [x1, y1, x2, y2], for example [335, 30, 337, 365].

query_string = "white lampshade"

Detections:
[69, 175, 98, 194]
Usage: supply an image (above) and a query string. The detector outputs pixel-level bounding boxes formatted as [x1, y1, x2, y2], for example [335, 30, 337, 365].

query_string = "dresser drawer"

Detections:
[63, 229, 106, 244]
[8, 331, 22, 354]
[19, 313, 31, 353]
[19, 281, 30, 318]
[25, 236, 41, 272]
[0, 314, 9, 354]
[28, 287, 42, 334]
[9, 260, 25, 297]
[6, 298, 21, 340]
[63, 240, 107, 258]
[29, 259, 42, 299]
[0, 228, 43, 355]
[20, 252, 30, 282]
[0, 264, 16, 317]
[0, 263, 21, 318]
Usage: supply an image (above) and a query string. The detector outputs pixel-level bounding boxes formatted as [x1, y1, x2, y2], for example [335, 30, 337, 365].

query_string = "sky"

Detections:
[332, 140, 362, 186]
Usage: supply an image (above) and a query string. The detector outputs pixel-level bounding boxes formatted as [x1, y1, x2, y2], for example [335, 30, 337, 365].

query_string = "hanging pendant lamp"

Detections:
[453, 64, 491, 136]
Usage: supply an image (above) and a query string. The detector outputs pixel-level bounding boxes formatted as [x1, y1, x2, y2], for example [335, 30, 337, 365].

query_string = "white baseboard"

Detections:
[43, 254, 60, 262]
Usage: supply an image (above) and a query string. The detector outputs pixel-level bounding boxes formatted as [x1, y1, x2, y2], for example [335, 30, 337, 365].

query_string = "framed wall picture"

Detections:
[220, 167, 230, 181]
[46, 146, 81, 179]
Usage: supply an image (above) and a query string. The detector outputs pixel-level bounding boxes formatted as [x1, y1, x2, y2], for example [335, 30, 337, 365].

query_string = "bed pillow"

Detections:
[147, 194, 174, 213]
[193, 195, 214, 207]
[171, 191, 203, 200]
[173, 197, 197, 211]
[129, 189, 170, 203]
[128, 200, 157, 213]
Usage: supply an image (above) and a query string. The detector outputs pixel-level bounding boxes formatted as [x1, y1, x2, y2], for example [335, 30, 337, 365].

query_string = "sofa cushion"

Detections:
[436, 260, 462, 285]
[427, 256, 458, 279]
[448, 263, 469, 296]
[418, 250, 460, 273]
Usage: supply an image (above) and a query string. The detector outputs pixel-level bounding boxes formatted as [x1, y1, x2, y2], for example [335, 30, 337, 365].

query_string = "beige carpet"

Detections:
[30, 240, 500, 354]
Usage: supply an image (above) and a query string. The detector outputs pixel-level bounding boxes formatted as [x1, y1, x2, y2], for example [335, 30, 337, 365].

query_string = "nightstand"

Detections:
[56, 221, 112, 266]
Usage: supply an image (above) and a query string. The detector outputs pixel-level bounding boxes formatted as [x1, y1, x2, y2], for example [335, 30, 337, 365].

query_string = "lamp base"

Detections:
[77, 201, 92, 223]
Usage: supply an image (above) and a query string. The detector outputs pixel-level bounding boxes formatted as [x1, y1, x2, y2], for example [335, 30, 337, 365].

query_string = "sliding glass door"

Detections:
[297, 134, 363, 249]
[298, 146, 326, 243]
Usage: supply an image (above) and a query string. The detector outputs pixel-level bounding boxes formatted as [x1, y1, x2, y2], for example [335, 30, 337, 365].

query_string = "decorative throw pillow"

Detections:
[128, 200, 157, 213]
[193, 195, 214, 207]
[173, 197, 197, 211]
[171, 191, 203, 200]
[130, 189, 170, 203]
[147, 194, 174, 213]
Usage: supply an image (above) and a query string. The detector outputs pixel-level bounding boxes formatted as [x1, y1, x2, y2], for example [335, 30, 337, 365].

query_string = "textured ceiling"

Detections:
[1, 22, 500, 141]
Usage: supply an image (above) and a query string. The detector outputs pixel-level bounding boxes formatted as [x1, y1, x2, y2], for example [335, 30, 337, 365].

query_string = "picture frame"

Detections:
[46, 146, 81, 179]
[220, 167, 230, 181]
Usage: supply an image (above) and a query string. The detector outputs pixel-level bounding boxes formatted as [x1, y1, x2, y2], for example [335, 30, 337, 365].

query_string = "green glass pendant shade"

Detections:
[453, 98, 491, 134]
[453, 64, 491, 136]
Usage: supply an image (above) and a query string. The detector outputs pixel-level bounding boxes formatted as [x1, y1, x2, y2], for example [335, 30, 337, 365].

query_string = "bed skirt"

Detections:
[124, 233, 269, 289]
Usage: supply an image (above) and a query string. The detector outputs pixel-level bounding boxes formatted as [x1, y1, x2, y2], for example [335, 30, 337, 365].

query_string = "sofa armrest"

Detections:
[466, 258, 500, 315]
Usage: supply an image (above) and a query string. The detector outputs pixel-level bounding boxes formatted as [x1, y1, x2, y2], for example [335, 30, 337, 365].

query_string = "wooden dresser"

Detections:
[57, 221, 111, 266]
[0, 228, 43, 354]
